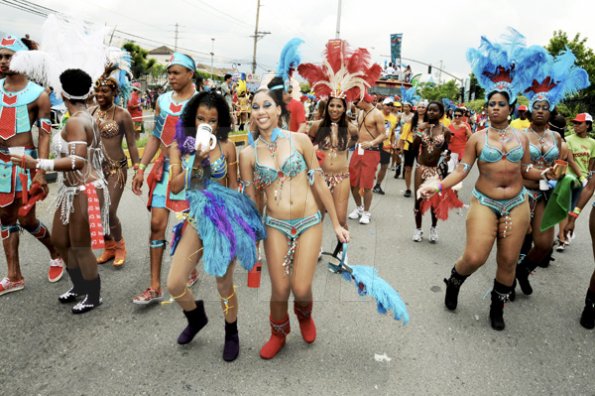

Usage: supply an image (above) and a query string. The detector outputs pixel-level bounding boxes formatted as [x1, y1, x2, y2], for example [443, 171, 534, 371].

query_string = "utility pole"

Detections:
[438, 59, 443, 84]
[335, 0, 342, 39]
[251, 0, 270, 74]
[210, 38, 215, 81]
[174, 23, 179, 51]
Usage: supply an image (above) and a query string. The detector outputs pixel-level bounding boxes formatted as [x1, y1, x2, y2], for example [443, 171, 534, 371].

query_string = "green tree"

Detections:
[419, 80, 460, 101]
[546, 31, 595, 113]
[468, 73, 484, 101]
[122, 42, 156, 78]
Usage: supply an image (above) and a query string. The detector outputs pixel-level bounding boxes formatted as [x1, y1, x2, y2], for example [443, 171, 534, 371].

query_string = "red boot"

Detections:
[294, 301, 316, 344]
[259, 315, 290, 360]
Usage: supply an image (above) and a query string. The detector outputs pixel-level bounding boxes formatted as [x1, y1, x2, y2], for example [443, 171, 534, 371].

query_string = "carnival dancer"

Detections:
[239, 83, 349, 359]
[12, 69, 109, 313]
[298, 39, 368, 254]
[411, 101, 451, 243]
[235, 79, 250, 131]
[418, 28, 555, 330]
[564, 175, 595, 329]
[0, 34, 64, 296]
[131, 52, 197, 304]
[514, 49, 589, 296]
[166, 91, 265, 361]
[398, 86, 423, 197]
[91, 62, 140, 268]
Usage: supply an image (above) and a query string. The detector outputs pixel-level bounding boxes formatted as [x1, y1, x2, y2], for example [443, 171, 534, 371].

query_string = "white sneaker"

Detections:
[429, 227, 438, 243]
[412, 229, 423, 242]
[359, 212, 371, 224]
[348, 206, 364, 220]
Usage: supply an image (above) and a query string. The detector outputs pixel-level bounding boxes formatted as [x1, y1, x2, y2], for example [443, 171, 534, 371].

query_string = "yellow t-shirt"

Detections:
[383, 113, 397, 150]
[510, 118, 531, 130]
[400, 122, 414, 150]
[440, 115, 451, 128]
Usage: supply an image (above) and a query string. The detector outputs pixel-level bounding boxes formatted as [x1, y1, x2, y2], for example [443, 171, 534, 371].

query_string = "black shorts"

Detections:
[380, 149, 391, 165]
[404, 149, 415, 167]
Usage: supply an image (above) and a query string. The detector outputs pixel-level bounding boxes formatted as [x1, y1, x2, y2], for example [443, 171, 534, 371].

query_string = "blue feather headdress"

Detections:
[274, 38, 304, 90]
[522, 48, 590, 109]
[400, 85, 420, 106]
[467, 27, 547, 101]
[442, 98, 457, 112]
[97, 47, 134, 106]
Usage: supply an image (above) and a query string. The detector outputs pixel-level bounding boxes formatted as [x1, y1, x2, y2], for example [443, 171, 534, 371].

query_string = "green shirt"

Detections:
[566, 133, 595, 177]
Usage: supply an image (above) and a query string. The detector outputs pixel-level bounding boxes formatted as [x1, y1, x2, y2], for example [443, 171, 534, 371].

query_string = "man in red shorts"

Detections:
[348, 93, 385, 224]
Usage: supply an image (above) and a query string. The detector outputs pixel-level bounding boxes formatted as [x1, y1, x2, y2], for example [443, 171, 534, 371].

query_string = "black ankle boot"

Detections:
[177, 300, 209, 345]
[515, 264, 533, 296]
[580, 290, 595, 330]
[72, 276, 102, 314]
[59, 267, 85, 303]
[443, 267, 468, 311]
[223, 320, 240, 362]
[490, 280, 512, 331]
[537, 248, 554, 268]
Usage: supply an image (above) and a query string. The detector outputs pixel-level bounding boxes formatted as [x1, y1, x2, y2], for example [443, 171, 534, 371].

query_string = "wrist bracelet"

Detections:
[568, 211, 579, 219]
[139, 163, 147, 171]
[573, 207, 582, 215]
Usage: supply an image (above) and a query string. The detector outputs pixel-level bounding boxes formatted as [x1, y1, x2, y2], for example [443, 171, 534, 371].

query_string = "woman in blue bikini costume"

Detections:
[514, 48, 589, 297]
[239, 87, 350, 359]
[419, 29, 557, 331]
[166, 92, 266, 362]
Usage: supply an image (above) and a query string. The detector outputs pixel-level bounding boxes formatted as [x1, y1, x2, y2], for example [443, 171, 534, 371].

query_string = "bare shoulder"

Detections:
[239, 144, 255, 163]
[116, 106, 132, 122]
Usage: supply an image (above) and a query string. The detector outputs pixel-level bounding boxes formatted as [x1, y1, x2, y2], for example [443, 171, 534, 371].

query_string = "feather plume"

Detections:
[298, 39, 381, 102]
[523, 48, 590, 108]
[275, 38, 304, 83]
[10, 14, 107, 95]
[467, 27, 549, 100]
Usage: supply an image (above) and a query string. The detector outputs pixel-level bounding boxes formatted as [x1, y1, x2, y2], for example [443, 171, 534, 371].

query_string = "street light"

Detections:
[210, 38, 215, 82]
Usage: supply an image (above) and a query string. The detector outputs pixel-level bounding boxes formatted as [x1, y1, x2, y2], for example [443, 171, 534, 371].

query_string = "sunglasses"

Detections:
[454, 114, 462, 118]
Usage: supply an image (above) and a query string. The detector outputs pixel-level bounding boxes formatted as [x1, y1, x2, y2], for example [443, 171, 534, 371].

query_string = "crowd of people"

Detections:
[1, 19, 594, 366]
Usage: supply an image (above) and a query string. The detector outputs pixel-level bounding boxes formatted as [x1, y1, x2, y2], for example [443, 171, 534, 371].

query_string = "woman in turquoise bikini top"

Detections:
[418, 90, 558, 331]
[239, 86, 349, 360]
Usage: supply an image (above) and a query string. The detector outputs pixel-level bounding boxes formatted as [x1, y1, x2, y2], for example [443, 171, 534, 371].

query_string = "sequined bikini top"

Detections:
[254, 131, 307, 189]
[528, 129, 559, 165]
[209, 142, 227, 180]
[91, 106, 119, 139]
[479, 129, 524, 163]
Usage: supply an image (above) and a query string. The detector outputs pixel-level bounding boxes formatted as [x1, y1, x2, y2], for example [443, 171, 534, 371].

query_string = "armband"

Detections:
[459, 162, 471, 173]
[36, 159, 55, 171]
[138, 163, 147, 171]
[239, 180, 253, 194]
[37, 118, 52, 134]
[307, 168, 323, 186]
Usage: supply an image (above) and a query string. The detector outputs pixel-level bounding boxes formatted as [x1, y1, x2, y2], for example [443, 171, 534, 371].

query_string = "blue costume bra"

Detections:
[528, 130, 559, 165]
[209, 142, 227, 180]
[478, 130, 523, 163]
[254, 130, 307, 188]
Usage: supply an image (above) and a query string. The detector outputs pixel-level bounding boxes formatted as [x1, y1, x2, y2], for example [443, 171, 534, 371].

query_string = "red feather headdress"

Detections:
[298, 39, 382, 102]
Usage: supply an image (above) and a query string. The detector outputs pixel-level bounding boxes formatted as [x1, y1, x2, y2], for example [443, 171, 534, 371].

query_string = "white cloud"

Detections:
[1, 0, 593, 82]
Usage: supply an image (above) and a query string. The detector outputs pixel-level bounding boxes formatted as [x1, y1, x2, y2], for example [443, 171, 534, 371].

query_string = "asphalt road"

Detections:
[1, 165, 594, 396]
